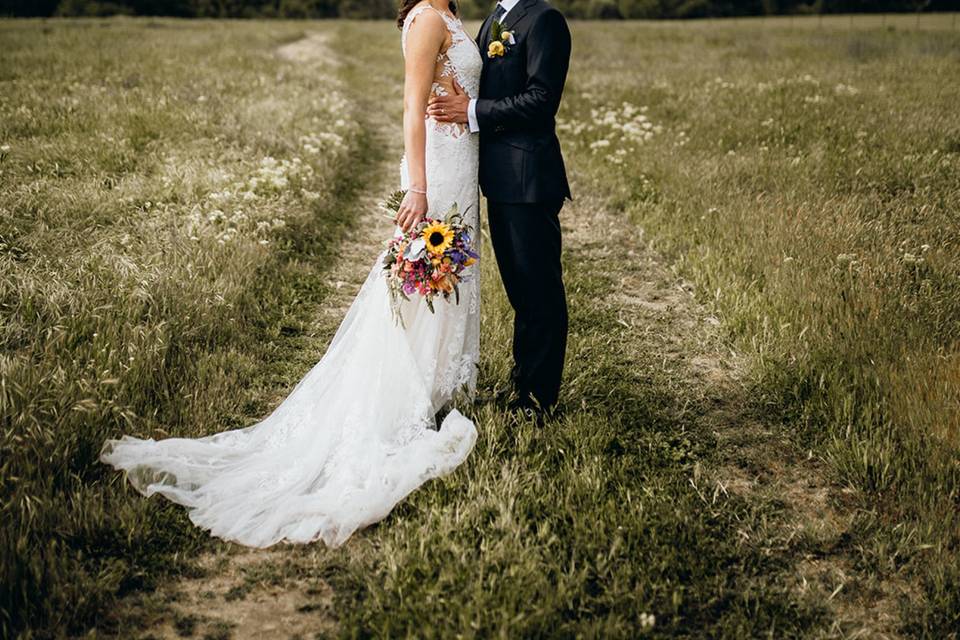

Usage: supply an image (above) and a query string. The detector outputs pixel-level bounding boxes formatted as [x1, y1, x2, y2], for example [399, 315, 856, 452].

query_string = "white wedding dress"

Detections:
[100, 5, 483, 549]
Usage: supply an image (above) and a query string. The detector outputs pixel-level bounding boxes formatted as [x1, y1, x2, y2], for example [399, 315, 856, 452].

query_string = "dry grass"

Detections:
[2, 15, 958, 639]
[561, 16, 960, 636]
[0, 19, 371, 637]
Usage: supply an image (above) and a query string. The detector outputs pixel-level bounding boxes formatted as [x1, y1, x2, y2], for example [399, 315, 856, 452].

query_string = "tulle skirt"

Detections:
[100, 253, 479, 548]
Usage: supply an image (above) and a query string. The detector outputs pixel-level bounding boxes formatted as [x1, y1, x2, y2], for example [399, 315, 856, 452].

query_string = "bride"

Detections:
[100, 0, 483, 549]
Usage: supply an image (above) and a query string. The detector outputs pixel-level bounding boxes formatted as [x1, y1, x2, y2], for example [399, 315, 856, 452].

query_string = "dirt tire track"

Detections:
[107, 31, 399, 640]
[560, 186, 913, 637]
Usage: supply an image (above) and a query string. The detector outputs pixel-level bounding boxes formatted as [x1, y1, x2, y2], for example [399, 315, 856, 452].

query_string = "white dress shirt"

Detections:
[467, 0, 523, 133]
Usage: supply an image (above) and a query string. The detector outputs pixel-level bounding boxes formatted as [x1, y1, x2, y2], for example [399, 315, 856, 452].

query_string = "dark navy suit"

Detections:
[475, 0, 571, 410]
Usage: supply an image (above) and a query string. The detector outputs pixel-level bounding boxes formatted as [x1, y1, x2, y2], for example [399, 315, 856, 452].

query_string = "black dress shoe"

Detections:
[505, 399, 547, 426]
[479, 386, 515, 408]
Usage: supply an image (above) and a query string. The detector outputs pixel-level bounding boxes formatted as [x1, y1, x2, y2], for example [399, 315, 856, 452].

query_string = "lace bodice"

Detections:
[401, 4, 482, 139]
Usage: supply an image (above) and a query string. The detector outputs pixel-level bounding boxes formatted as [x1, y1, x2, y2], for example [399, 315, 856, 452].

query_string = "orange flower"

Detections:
[435, 275, 455, 293]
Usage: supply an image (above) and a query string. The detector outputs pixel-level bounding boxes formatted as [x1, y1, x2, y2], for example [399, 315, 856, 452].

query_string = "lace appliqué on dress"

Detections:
[402, 4, 481, 141]
[97, 3, 483, 552]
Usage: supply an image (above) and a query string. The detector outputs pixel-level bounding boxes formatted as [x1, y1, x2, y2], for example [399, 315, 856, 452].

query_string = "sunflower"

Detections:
[422, 221, 454, 256]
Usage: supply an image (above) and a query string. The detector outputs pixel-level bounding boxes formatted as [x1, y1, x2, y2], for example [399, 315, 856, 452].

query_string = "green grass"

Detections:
[278, 21, 826, 639]
[558, 16, 960, 636]
[0, 18, 371, 638]
[2, 15, 959, 639]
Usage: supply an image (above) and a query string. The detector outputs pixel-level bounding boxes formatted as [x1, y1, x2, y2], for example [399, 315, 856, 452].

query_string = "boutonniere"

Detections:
[488, 21, 516, 59]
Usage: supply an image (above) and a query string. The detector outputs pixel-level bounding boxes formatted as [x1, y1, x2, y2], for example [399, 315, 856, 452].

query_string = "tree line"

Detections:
[2, 0, 957, 19]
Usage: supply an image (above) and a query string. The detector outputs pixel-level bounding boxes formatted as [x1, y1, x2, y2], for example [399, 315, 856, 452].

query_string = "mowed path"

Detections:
[109, 32, 397, 640]
[109, 29, 909, 640]
[559, 187, 908, 638]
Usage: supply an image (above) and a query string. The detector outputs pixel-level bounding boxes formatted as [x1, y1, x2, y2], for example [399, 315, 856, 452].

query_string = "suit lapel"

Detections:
[501, 0, 534, 31]
[481, 0, 534, 45]
[478, 13, 495, 48]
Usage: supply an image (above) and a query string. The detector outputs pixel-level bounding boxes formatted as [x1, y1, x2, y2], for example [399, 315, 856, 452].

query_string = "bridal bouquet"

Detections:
[381, 191, 478, 322]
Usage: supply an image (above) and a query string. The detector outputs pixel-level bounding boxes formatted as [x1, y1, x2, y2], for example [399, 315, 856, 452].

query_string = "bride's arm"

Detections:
[396, 10, 447, 233]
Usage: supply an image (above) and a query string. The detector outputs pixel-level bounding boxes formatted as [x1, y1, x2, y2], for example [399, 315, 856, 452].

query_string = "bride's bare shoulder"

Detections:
[404, 3, 448, 34]
[403, 4, 450, 52]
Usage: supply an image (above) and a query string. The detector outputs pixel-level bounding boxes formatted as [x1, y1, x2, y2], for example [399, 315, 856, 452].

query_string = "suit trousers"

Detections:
[487, 199, 568, 410]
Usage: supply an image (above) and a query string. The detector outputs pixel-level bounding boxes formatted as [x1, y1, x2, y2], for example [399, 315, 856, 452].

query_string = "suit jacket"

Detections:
[475, 0, 572, 204]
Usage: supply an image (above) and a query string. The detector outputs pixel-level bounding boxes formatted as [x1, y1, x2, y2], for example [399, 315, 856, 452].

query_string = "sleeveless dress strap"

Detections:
[402, 3, 456, 54]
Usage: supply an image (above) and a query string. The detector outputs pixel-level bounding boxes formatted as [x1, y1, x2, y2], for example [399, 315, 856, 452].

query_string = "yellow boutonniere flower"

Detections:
[501, 30, 513, 43]
[487, 40, 506, 59]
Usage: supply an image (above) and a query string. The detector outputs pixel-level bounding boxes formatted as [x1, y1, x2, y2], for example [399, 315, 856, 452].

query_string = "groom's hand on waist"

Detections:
[427, 80, 469, 126]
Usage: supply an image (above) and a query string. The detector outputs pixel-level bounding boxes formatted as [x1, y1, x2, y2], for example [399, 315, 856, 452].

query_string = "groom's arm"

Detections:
[474, 9, 571, 133]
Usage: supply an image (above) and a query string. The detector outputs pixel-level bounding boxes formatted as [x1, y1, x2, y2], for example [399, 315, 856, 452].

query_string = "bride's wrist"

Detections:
[409, 185, 427, 195]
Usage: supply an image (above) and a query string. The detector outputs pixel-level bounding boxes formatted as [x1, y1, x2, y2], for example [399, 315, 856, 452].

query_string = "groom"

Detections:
[429, 0, 572, 415]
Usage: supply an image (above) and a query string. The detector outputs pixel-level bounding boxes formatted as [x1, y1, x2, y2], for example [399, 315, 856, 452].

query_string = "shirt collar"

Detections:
[497, 0, 522, 20]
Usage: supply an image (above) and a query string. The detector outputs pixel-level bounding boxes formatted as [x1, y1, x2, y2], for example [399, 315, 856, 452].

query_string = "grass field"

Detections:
[560, 18, 960, 636]
[2, 14, 959, 639]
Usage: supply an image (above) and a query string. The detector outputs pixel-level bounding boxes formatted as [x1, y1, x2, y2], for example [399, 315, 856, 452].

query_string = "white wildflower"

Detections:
[834, 83, 860, 96]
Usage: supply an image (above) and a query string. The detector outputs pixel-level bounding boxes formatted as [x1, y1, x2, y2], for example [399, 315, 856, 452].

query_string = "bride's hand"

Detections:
[396, 189, 428, 233]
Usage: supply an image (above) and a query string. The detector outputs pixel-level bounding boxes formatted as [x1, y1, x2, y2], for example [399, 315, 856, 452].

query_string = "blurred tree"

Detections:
[55, 0, 133, 14]
[129, 0, 196, 15]
[1, 0, 60, 15]
[675, 0, 715, 17]
[588, 0, 622, 18]
[617, 0, 663, 18]
[339, 0, 395, 17]
[2, 0, 956, 19]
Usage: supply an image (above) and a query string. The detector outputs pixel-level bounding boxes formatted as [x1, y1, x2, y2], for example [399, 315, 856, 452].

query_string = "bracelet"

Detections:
[409, 186, 427, 195]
